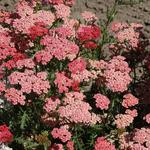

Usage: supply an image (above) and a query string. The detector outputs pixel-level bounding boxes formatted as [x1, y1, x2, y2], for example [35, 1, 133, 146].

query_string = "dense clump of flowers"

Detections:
[5, 88, 25, 105]
[54, 72, 72, 93]
[0, 125, 13, 143]
[68, 57, 87, 74]
[8, 70, 50, 95]
[40, 35, 79, 61]
[77, 25, 101, 42]
[54, 4, 71, 19]
[115, 113, 134, 129]
[13, 1, 55, 34]
[93, 93, 110, 110]
[104, 56, 132, 92]
[58, 92, 101, 124]
[44, 97, 60, 113]
[51, 127, 72, 143]
[94, 137, 116, 150]
[119, 128, 150, 150]
[122, 93, 139, 108]
[110, 22, 144, 52]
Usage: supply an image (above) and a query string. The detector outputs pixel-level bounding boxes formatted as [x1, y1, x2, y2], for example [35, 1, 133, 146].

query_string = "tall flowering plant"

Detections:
[0, 0, 149, 149]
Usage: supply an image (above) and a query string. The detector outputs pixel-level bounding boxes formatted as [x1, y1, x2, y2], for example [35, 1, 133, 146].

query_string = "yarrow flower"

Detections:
[40, 35, 79, 61]
[119, 128, 150, 150]
[0, 124, 13, 143]
[50, 143, 64, 150]
[28, 22, 48, 40]
[5, 88, 25, 105]
[115, 113, 134, 129]
[51, 127, 72, 143]
[104, 56, 132, 92]
[110, 22, 144, 51]
[8, 70, 50, 95]
[54, 4, 71, 19]
[54, 72, 72, 93]
[68, 58, 87, 74]
[44, 97, 60, 113]
[81, 11, 98, 22]
[94, 137, 116, 150]
[66, 141, 74, 150]
[94, 93, 110, 110]
[58, 92, 101, 124]
[143, 113, 150, 124]
[77, 25, 101, 42]
[122, 93, 139, 108]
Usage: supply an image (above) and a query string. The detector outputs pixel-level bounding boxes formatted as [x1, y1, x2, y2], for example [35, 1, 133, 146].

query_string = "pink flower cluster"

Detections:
[44, 97, 60, 113]
[68, 57, 87, 74]
[54, 4, 71, 19]
[40, 35, 79, 61]
[122, 93, 139, 108]
[110, 22, 144, 51]
[104, 56, 132, 92]
[51, 127, 72, 143]
[81, 11, 98, 22]
[93, 93, 110, 110]
[8, 70, 50, 95]
[13, 1, 55, 34]
[119, 128, 150, 150]
[58, 92, 101, 124]
[47, 0, 75, 6]
[115, 109, 138, 129]
[54, 72, 72, 93]
[144, 113, 150, 124]
[94, 137, 116, 150]
[5, 88, 25, 105]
